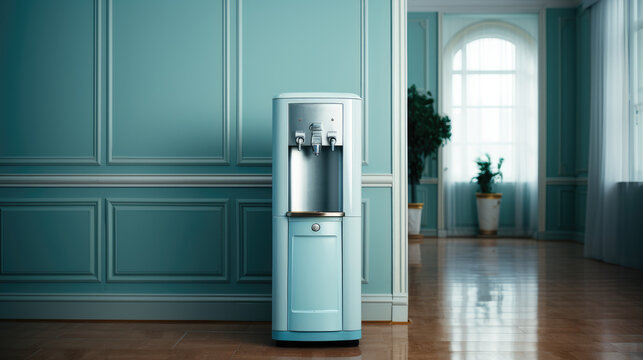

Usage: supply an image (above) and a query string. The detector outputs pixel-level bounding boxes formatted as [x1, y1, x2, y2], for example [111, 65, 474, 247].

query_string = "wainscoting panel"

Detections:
[546, 185, 577, 231]
[575, 185, 587, 233]
[575, 8, 590, 177]
[0, 0, 99, 164]
[109, 0, 228, 164]
[361, 187, 392, 294]
[0, 185, 393, 318]
[365, 0, 393, 173]
[408, 17, 428, 91]
[407, 12, 438, 98]
[236, 199, 272, 283]
[107, 199, 228, 282]
[546, 8, 578, 177]
[415, 183, 438, 232]
[542, 183, 585, 241]
[0, 200, 100, 282]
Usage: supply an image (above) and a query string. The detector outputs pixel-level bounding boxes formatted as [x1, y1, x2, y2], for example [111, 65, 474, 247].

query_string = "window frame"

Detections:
[442, 21, 537, 182]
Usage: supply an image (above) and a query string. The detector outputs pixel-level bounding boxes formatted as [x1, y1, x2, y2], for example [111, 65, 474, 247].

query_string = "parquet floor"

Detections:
[1, 238, 642, 359]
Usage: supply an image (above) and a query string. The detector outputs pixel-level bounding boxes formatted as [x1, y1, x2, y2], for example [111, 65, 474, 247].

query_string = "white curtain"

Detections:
[442, 15, 539, 236]
[585, 0, 643, 270]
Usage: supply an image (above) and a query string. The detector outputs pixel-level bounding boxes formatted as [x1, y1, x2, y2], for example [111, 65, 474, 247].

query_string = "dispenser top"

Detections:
[273, 92, 361, 100]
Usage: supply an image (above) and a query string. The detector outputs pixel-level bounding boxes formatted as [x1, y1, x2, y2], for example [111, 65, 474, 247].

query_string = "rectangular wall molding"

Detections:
[0, 199, 101, 282]
[107, 0, 230, 165]
[559, 188, 576, 230]
[557, 15, 577, 177]
[546, 183, 585, 236]
[236, 199, 272, 283]
[407, 18, 429, 92]
[106, 199, 229, 282]
[0, 0, 101, 165]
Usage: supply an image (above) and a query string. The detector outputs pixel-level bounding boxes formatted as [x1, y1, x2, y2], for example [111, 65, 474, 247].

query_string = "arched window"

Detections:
[443, 21, 537, 182]
[442, 17, 539, 235]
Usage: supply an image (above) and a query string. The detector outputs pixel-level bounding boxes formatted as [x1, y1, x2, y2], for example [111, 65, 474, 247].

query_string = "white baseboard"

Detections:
[361, 294, 393, 321]
[391, 295, 409, 322]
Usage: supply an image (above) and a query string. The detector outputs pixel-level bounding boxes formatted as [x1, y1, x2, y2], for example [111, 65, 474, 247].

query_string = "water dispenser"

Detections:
[272, 93, 362, 344]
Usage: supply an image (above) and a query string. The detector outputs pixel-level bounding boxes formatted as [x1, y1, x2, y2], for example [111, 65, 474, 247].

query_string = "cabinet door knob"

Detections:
[311, 223, 320, 232]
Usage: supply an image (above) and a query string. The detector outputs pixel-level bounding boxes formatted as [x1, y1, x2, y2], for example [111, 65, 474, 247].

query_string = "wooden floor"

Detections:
[1, 238, 642, 359]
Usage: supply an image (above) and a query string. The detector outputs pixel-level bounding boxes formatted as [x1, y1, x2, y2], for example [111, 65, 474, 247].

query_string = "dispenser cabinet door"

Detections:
[288, 219, 342, 331]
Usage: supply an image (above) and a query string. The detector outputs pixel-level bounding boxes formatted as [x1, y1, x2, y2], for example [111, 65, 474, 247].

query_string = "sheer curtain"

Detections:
[585, 0, 643, 270]
[442, 15, 539, 236]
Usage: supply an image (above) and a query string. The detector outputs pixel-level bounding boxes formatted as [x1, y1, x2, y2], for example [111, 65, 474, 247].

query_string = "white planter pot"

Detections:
[475, 193, 502, 236]
[408, 203, 423, 238]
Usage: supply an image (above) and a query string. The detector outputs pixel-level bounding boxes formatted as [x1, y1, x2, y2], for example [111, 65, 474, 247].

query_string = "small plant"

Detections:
[408, 85, 452, 202]
[472, 154, 504, 193]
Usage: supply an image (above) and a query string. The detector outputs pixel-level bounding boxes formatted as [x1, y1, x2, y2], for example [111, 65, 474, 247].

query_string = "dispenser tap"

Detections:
[310, 123, 323, 156]
[327, 131, 337, 152]
[311, 137, 322, 156]
[294, 131, 305, 151]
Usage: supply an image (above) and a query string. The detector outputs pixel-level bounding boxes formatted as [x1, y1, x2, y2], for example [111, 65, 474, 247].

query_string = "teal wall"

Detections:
[407, 9, 590, 239]
[0, 0, 394, 319]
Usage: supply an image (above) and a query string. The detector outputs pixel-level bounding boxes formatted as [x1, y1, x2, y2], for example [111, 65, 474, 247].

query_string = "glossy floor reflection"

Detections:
[408, 238, 643, 360]
[1, 238, 642, 359]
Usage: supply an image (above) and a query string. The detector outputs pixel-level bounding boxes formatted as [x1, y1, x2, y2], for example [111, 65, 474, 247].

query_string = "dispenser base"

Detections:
[275, 339, 359, 347]
[272, 330, 361, 342]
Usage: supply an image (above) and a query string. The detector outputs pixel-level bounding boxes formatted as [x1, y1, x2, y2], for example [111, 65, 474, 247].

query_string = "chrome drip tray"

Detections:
[286, 211, 345, 217]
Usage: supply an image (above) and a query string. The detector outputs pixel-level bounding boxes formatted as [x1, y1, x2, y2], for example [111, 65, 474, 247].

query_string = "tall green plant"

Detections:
[471, 154, 504, 193]
[408, 85, 452, 202]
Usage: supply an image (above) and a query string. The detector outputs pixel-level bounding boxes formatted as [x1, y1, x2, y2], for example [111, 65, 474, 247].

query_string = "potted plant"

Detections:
[471, 154, 504, 236]
[408, 85, 451, 238]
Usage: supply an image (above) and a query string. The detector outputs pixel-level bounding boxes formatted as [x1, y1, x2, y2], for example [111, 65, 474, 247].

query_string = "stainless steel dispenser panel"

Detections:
[288, 103, 343, 147]
[289, 147, 342, 212]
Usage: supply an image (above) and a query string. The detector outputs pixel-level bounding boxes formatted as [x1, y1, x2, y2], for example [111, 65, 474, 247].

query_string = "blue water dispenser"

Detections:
[272, 93, 362, 344]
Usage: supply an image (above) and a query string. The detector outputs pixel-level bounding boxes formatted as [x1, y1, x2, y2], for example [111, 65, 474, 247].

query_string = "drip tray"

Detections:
[286, 211, 345, 217]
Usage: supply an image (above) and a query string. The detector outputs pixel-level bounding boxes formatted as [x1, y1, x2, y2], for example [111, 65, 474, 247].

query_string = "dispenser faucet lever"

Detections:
[310, 123, 323, 156]
[327, 131, 338, 152]
[311, 137, 322, 156]
[294, 131, 305, 151]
